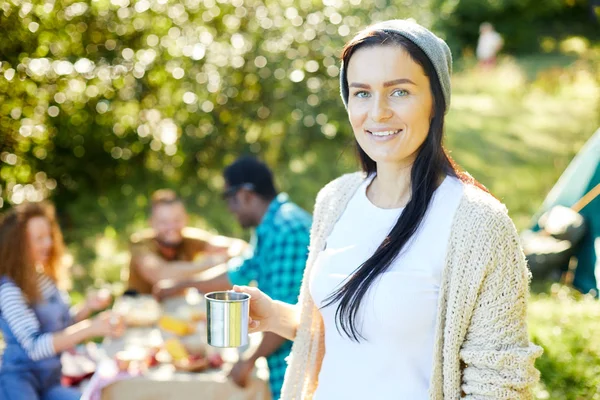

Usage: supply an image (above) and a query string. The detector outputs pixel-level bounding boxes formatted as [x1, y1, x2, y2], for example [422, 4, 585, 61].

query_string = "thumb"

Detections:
[232, 285, 260, 300]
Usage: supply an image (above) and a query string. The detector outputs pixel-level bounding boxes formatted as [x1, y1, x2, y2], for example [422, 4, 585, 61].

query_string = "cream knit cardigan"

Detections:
[279, 172, 542, 400]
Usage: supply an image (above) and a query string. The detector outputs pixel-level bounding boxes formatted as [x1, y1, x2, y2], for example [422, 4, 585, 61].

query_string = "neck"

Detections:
[35, 263, 45, 274]
[253, 197, 273, 226]
[368, 161, 413, 209]
[155, 240, 181, 259]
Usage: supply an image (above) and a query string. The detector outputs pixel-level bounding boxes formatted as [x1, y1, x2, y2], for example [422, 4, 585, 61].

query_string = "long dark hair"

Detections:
[323, 29, 487, 341]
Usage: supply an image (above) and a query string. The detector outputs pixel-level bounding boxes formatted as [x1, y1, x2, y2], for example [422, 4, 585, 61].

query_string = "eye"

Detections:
[392, 89, 409, 97]
[353, 90, 371, 98]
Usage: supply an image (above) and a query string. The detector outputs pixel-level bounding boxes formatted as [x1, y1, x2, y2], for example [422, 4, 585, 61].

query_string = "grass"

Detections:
[530, 285, 600, 399]
[448, 52, 600, 398]
[448, 54, 599, 230]
[60, 50, 600, 398]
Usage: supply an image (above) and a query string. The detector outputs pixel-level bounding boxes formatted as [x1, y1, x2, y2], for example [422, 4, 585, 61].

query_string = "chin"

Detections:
[362, 146, 417, 166]
[38, 257, 50, 266]
[365, 153, 405, 165]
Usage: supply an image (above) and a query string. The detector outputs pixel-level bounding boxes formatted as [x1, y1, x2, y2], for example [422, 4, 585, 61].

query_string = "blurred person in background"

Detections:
[155, 156, 312, 400]
[127, 189, 246, 295]
[476, 22, 504, 68]
[232, 19, 541, 399]
[0, 202, 125, 400]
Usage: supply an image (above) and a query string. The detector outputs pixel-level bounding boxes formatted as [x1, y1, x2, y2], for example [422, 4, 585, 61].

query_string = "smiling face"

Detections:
[27, 216, 53, 267]
[151, 202, 188, 247]
[346, 44, 433, 169]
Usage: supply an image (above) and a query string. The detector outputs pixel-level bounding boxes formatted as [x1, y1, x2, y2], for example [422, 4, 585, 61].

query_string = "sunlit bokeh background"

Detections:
[1, 0, 599, 397]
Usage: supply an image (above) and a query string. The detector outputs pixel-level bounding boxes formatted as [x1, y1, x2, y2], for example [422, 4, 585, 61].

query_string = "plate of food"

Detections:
[113, 295, 161, 327]
[172, 355, 209, 372]
[162, 337, 225, 372]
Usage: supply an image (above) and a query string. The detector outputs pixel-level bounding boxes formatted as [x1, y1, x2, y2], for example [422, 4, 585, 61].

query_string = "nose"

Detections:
[42, 237, 53, 250]
[369, 93, 393, 122]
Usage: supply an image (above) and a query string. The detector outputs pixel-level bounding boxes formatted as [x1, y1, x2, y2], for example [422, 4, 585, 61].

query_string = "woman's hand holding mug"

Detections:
[231, 285, 276, 333]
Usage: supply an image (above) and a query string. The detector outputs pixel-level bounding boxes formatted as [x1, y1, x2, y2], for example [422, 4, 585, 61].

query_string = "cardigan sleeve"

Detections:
[459, 211, 543, 399]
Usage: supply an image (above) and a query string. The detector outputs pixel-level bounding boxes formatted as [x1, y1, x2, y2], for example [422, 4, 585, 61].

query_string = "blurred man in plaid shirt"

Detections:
[155, 156, 311, 400]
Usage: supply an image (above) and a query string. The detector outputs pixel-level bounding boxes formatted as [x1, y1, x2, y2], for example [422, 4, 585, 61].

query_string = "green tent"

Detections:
[531, 128, 600, 294]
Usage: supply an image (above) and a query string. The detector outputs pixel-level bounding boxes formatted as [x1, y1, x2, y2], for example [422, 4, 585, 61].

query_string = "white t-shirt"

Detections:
[476, 31, 503, 61]
[310, 175, 464, 399]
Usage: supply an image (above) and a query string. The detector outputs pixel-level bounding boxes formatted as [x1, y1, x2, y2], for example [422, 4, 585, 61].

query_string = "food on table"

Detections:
[172, 355, 209, 372]
[115, 295, 161, 327]
[147, 347, 160, 367]
[115, 353, 132, 372]
[180, 335, 206, 358]
[207, 353, 224, 369]
[159, 315, 196, 336]
[115, 348, 149, 372]
[164, 338, 190, 362]
[171, 302, 207, 323]
[189, 309, 207, 322]
[162, 338, 221, 372]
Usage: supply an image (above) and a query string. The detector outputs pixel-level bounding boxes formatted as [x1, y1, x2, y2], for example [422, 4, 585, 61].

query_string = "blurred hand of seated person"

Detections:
[68, 287, 113, 325]
[127, 189, 247, 295]
[85, 288, 112, 312]
[152, 279, 181, 301]
[87, 311, 126, 338]
[152, 262, 232, 301]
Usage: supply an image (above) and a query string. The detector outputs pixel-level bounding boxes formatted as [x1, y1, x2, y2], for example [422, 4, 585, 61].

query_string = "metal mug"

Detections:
[205, 291, 250, 348]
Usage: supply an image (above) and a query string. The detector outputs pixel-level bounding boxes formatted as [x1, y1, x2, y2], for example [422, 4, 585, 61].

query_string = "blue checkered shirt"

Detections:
[228, 193, 311, 400]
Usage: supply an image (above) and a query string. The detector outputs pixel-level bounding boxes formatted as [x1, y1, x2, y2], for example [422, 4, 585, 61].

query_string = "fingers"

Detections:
[109, 315, 126, 338]
[248, 319, 261, 333]
[232, 285, 259, 300]
[152, 284, 173, 301]
[106, 312, 125, 337]
[153, 289, 164, 301]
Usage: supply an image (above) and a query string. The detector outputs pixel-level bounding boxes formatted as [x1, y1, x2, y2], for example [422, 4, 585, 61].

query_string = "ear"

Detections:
[429, 98, 436, 122]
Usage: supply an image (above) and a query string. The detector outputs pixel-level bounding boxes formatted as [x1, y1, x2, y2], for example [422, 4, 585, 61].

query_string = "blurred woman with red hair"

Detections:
[0, 202, 125, 400]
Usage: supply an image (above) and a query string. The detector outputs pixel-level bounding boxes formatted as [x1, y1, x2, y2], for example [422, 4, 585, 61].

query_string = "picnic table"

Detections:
[99, 295, 271, 400]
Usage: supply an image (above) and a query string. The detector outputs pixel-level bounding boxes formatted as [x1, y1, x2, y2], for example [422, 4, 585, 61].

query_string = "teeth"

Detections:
[370, 130, 400, 137]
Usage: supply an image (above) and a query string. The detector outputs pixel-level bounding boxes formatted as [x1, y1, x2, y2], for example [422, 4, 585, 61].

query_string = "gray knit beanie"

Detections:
[340, 19, 453, 113]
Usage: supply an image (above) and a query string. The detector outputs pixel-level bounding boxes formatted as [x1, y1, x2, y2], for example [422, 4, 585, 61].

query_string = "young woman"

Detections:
[0, 202, 125, 400]
[233, 19, 542, 399]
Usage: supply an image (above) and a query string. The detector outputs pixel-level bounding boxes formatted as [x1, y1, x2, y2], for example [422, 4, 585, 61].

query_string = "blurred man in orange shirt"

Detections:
[127, 189, 246, 295]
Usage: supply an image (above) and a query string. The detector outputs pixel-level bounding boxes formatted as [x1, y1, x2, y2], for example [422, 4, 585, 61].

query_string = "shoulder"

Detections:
[448, 185, 529, 292]
[129, 230, 158, 261]
[276, 200, 312, 224]
[0, 277, 25, 306]
[455, 184, 520, 247]
[181, 227, 211, 243]
[0, 276, 18, 291]
[315, 171, 366, 209]
[460, 184, 512, 223]
[129, 229, 155, 246]
[271, 202, 312, 240]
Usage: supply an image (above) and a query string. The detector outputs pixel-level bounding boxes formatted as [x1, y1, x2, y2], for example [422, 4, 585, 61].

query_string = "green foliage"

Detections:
[433, 0, 598, 54]
[0, 0, 434, 218]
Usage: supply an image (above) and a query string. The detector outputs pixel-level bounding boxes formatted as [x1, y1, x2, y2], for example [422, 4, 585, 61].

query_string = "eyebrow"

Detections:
[349, 78, 416, 89]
